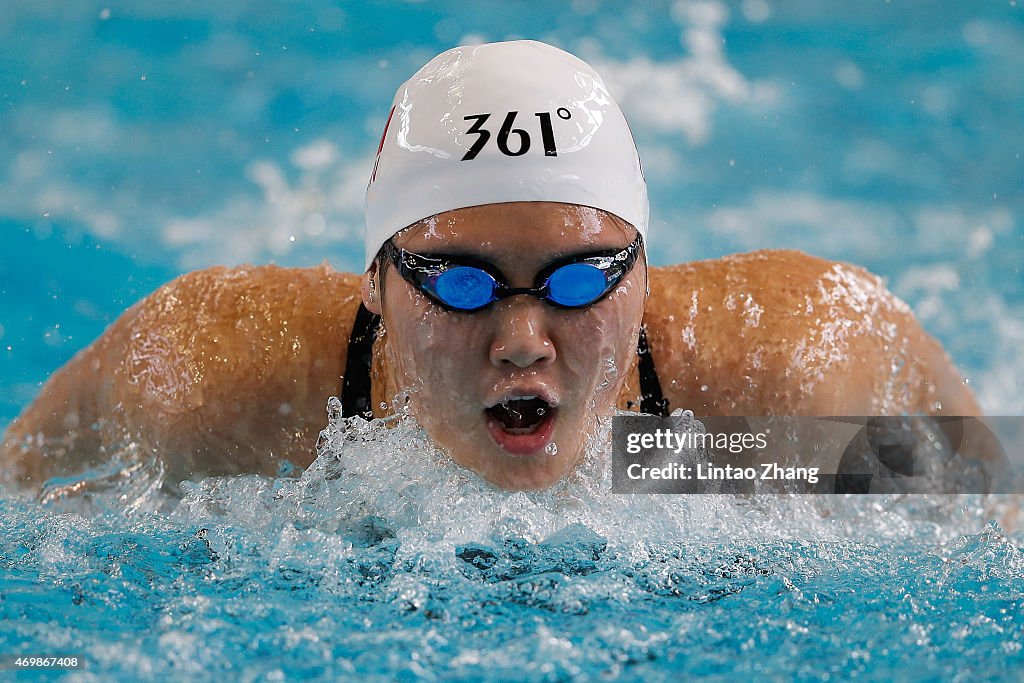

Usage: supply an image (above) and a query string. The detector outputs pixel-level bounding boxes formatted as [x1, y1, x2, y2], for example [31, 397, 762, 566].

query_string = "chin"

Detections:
[489, 467, 564, 492]
[485, 445, 582, 491]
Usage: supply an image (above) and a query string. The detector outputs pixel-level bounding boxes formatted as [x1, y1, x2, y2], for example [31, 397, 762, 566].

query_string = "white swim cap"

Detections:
[363, 40, 648, 270]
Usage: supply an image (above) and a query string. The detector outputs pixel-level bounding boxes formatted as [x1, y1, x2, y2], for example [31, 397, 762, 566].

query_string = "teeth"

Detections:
[496, 395, 539, 408]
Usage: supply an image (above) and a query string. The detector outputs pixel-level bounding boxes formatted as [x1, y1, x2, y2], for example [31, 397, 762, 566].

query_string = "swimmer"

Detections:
[1, 40, 981, 493]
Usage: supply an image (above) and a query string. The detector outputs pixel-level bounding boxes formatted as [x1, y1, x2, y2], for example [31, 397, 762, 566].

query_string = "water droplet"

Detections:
[544, 442, 558, 456]
[700, 384, 709, 392]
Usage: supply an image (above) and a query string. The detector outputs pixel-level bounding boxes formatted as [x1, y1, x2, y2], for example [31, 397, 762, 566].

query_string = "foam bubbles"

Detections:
[160, 399, 1019, 554]
[3, 400, 1023, 679]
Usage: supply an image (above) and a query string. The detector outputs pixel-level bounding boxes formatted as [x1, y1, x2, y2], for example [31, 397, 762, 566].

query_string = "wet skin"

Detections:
[1, 202, 982, 493]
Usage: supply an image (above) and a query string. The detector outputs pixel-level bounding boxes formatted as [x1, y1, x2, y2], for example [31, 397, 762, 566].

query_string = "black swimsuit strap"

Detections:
[637, 325, 670, 417]
[340, 304, 669, 419]
[340, 303, 381, 419]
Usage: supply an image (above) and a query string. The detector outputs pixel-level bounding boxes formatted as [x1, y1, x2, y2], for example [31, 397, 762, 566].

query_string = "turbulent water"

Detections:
[2, 402, 1023, 681]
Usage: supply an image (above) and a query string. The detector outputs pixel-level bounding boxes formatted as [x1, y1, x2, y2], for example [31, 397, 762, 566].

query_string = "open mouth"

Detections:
[484, 396, 557, 456]
[486, 396, 551, 433]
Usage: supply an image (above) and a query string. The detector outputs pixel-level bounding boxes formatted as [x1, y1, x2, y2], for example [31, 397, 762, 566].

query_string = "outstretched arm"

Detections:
[2, 264, 363, 492]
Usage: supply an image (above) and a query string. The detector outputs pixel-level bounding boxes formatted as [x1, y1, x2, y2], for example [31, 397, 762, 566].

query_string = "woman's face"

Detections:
[364, 201, 646, 490]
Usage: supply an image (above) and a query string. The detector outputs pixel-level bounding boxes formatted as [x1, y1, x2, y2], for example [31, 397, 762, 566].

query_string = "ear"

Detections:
[361, 264, 383, 315]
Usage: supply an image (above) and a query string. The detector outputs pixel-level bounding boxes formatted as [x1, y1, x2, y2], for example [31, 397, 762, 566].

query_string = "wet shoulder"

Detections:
[117, 263, 363, 416]
[642, 250, 921, 414]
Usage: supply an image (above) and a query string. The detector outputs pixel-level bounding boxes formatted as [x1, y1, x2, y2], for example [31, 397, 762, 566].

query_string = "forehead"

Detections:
[392, 202, 635, 263]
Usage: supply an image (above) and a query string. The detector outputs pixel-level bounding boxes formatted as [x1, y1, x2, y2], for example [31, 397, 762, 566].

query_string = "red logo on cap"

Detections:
[369, 105, 396, 187]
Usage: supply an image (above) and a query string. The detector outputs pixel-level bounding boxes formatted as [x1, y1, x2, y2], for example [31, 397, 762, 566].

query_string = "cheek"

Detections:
[555, 278, 644, 397]
[383, 290, 487, 403]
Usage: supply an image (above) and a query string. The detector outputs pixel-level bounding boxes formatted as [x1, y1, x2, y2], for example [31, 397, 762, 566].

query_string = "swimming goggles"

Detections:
[382, 234, 642, 312]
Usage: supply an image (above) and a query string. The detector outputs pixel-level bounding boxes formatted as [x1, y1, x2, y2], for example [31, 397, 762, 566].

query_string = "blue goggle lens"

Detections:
[545, 262, 609, 307]
[388, 236, 639, 312]
[430, 262, 610, 310]
[433, 266, 497, 310]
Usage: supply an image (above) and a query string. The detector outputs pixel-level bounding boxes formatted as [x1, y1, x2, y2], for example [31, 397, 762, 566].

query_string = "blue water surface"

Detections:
[2, 0, 1023, 680]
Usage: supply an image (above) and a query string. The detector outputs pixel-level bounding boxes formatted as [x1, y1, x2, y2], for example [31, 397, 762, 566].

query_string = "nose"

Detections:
[489, 298, 556, 369]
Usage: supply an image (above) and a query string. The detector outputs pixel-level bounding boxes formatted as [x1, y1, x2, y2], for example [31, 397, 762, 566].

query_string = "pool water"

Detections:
[4, 409, 1024, 680]
[2, 1, 1023, 680]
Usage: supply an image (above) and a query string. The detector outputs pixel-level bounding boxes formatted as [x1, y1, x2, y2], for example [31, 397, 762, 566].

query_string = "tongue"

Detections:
[488, 398, 550, 431]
